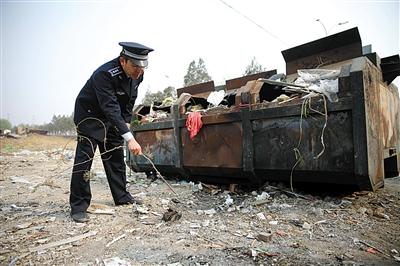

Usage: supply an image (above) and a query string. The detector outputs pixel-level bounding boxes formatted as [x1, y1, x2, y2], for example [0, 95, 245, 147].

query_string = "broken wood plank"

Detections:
[106, 233, 126, 248]
[358, 239, 391, 258]
[252, 199, 270, 206]
[29, 231, 97, 253]
[87, 203, 115, 215]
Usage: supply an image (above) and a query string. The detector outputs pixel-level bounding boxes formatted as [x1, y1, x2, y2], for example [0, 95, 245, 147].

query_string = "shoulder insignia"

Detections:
[108, 66, 123, 77]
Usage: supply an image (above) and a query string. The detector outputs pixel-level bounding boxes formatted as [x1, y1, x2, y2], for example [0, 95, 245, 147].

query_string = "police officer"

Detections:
[70, 42, 153, 222]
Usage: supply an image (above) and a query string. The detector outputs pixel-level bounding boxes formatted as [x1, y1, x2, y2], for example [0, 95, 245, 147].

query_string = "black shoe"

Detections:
[71, 212, 89, 223]
[116, 198, 143, 206]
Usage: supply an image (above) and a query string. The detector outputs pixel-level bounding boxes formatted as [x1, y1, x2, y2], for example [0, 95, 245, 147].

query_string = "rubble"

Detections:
[0, 136, 399, 265]
[162, 208, 182, 222]
[256, 232, 272, 242]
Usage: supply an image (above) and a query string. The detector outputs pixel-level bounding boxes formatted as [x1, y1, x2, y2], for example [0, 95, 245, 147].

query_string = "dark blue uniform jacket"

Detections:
[74, 57, 142, 141]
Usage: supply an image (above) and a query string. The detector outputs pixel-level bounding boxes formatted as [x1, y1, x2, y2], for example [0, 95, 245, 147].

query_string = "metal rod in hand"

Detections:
[140, 153, 178, 195]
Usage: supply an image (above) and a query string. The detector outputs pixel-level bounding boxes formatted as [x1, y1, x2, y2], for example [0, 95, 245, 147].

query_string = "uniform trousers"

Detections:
[69, 129, 133, 214]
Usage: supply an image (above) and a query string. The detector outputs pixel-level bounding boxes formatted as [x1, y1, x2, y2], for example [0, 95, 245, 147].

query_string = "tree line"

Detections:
[1, 56, 265, 133]
[0, 114, 76, 135]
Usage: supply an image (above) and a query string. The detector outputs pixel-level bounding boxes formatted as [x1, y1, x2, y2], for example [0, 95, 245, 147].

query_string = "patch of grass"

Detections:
[1, 143, 15, 153]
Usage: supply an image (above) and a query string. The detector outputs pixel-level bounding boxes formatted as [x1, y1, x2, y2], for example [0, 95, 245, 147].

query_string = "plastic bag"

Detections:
[295, 69, 340, 102]
[309, 79, 339, 102]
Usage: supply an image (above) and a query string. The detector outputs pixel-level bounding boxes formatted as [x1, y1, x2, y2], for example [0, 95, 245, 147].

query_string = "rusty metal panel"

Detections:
[200, 112, 241, 125]
[364, 58, 400, 186]
[362, 61, 389, 189]
[282, 27, 362, 75]
[181, 122, 243, 168]
[252, 112, 354, 173]
[177, 81, 215, 97]
[134, 129, 176, 166]
[225, 70, 276, 91]
[379, 83, 400, 149]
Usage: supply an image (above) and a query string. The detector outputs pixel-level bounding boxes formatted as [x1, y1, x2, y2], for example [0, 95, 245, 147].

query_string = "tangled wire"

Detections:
[55, 117, 177, 194]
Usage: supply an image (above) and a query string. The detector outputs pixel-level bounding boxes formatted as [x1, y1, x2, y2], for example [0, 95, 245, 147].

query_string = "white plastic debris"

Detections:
[246, 233, 255, 239]
[47, 217, 56, 222]
[167, 263, 183, 266]
[256, 213, 266, 220]
[189, 230, 198, 236]
[15, 222, 32, 230]
[202, 220, 210, 227]
[227, 207, 236, 212]
[10, 176, 34, 184]
[297, 69, 340, 83]
[225, 195, 233, 206]
[160, 199, 170, 205]
[103, 257, 131, 266]
[207, 90, 225, 106]
[204, 209, 217, 215]
[302, 222, 311, 230]
[278, 203, 293, 209]
[309, 79, 339, 102]
[196, 210, 204, 215]
[255, 192, 270, 201]
[251, 249, 258, 257]
[189, 223, 201, 229]
[191, 182, 203, 192]
[136, 206, 149, 214]
[295, 69, 340, 102]
[268, 220, 278, 226]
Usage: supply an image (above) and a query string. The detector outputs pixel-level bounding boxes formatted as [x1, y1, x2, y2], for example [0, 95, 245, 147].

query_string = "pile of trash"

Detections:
[136, 68, 340, 126]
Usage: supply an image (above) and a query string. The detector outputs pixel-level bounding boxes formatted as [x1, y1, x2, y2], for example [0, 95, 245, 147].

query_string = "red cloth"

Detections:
[186, 112, 203, 140]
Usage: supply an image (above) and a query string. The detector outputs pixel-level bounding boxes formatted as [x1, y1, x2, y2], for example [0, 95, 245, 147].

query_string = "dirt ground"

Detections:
[0, 135, 399, 265]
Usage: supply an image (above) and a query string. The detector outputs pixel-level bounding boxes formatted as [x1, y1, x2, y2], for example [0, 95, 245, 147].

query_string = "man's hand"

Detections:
[127, 138, 142, 155]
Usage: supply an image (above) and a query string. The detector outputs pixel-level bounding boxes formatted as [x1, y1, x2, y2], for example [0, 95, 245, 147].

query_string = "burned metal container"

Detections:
[127, 28, 400, 190]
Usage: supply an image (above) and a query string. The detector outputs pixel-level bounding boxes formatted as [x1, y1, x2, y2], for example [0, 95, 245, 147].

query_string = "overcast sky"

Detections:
[1, 0, 399, 125]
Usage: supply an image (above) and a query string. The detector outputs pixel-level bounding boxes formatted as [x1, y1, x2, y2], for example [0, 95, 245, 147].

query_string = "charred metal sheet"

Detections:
[241, 109, 254, 175]
[225, 70, 276, 91]
[200, 112, 241, 125]
[250, 97, 353, 120]
[381, 54, 400, 65]
[381, 54, 400, 84]
[177, 81, 215, 97]
[134, 129, 176, 167]
[181, 122, 243, 169]
[133, 121, 174, 132]
[364, 52, 380, 67]
[282, 27, 362, 74]
[253, 112, 354, 173]
[172, 105, 184, 174]
[133, 104, 171, 118]
[350, 70, 371, 189]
